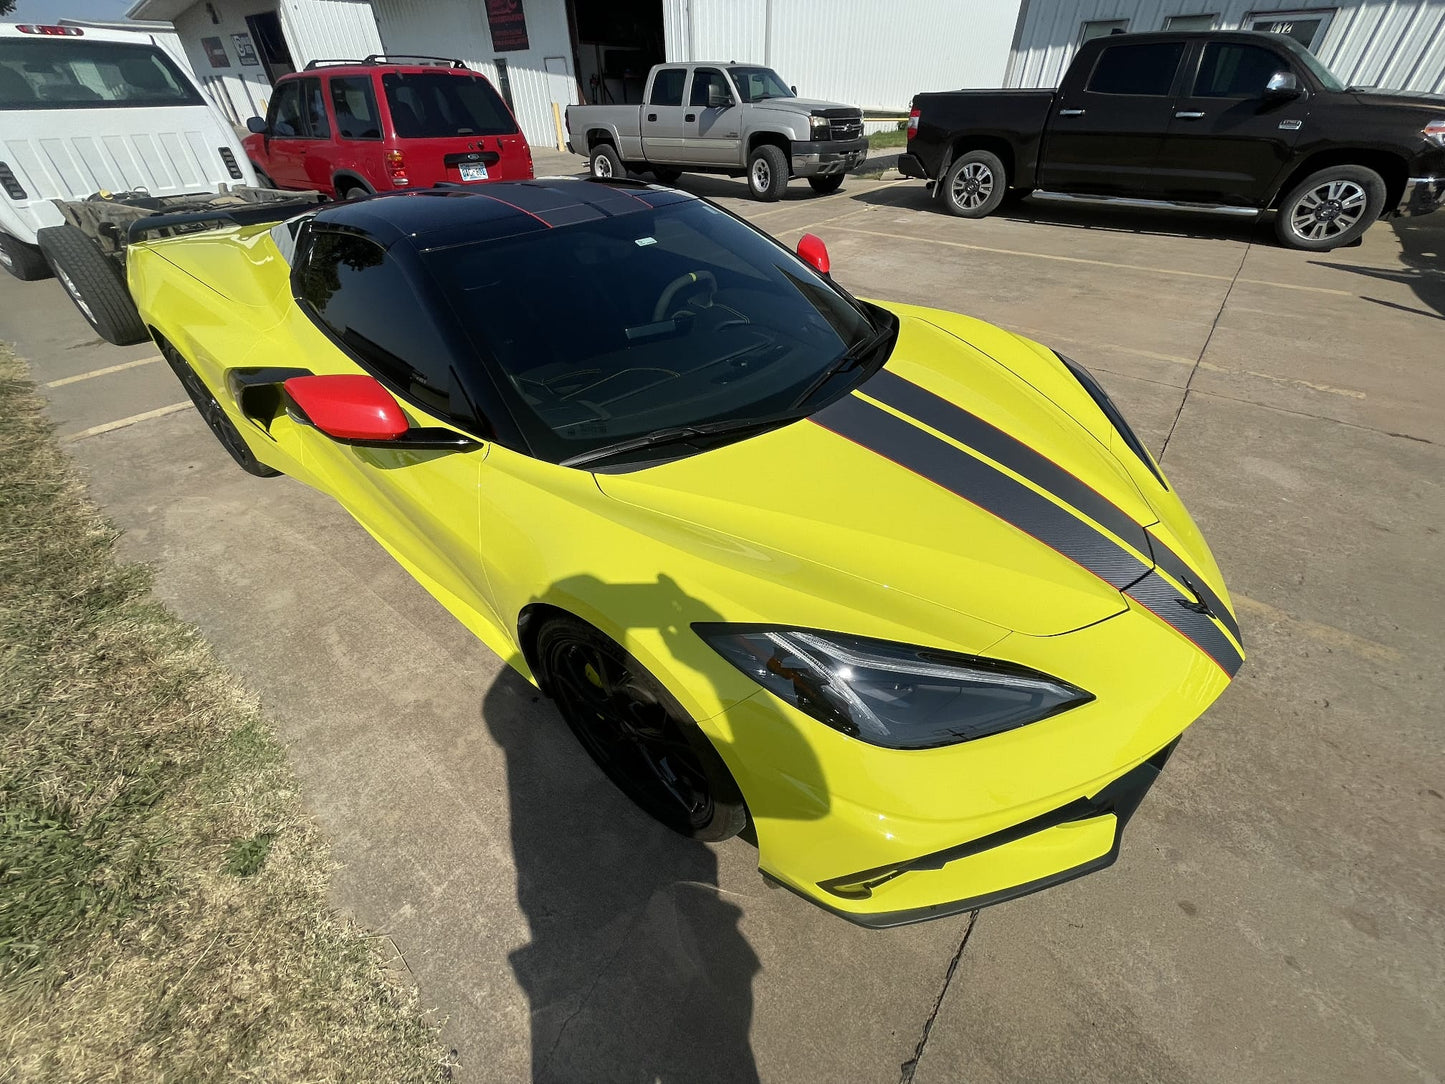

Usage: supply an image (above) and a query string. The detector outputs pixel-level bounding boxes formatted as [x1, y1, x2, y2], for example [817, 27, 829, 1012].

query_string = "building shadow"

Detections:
[1310, 212, 1445, 319]
[483, 573, 828, 1083]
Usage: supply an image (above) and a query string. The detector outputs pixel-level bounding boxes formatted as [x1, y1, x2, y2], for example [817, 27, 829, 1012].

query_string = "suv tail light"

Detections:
[385, 149, 409, 187]
[15, 24, 83, 34]
[906, 107, 920, 141]
[218, 147, 243, 180]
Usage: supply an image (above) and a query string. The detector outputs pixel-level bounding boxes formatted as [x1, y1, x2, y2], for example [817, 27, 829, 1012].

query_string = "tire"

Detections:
[939, 149, 1008, 219]
[808, 174, 844, 195]
[537, 615, 747, 842]
[589, 143, 624, 180]
[250, 164, 275, 188]
[651, 166, 682, 184]
[0, 232, 52, 280]
[747, 143, 789, 202]
[337, 180, 371, 200]
[1274, 165, 1385, 251]
[35, 224, 147, 345]
[157, 336, 280, 478]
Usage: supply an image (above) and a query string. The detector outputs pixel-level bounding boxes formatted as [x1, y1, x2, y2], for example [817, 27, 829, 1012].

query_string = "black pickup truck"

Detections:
[900, 30, 1445, 250]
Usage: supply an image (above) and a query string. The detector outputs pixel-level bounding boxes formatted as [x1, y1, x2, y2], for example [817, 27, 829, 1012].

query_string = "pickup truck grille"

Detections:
[828, 118, 864, 141]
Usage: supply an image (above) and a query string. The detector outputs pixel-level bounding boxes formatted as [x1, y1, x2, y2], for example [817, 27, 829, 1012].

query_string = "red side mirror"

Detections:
[283, 374, 408, 442]
[797, 233, 830, 275]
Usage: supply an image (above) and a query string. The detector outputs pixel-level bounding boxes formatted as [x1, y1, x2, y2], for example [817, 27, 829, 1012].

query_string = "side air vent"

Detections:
[218, 147, 244, 180]
[0, 162, 28, 200]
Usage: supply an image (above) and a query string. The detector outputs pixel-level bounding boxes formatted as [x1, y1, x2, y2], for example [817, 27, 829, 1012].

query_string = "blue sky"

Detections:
[2, 0, 141, 23]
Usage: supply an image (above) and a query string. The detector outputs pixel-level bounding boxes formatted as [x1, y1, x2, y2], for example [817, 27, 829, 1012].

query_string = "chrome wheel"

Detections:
[1290, 179, 1367, 243]
[53, 262, 96, 326]
[750, 157, 771, 192]
[591, 154, 613, 178]
[950, 162, 995, 211]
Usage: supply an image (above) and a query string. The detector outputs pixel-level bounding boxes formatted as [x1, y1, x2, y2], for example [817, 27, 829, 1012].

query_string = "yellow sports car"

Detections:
[127, 180, 1242, 926]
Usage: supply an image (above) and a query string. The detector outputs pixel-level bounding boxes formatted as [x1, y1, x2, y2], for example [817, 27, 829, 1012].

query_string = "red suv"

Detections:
[243, 56, 532, 199]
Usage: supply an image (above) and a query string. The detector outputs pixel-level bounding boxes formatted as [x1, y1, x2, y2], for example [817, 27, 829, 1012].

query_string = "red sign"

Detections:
[486, 0, 529, 52]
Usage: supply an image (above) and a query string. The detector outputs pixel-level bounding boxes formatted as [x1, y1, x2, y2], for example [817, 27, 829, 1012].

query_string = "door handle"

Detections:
[685, 112, 696, 122]
[647, 112, 657, 122]
[1174, 111, 1206, 119]
[1058, 108, 1085, 116]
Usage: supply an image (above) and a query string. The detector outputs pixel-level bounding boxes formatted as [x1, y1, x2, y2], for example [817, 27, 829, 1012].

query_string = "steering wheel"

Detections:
[652, 270, 717, 323]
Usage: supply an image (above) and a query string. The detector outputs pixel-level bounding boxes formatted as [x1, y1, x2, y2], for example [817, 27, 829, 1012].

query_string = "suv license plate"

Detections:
[459, 163, 489, 181]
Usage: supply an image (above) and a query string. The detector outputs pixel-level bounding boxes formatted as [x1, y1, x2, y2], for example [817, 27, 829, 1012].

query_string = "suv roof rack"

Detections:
[303, 54, 468, 70]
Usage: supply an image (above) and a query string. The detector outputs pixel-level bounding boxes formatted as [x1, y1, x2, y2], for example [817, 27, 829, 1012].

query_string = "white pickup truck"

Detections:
[566, 62, 868, 201]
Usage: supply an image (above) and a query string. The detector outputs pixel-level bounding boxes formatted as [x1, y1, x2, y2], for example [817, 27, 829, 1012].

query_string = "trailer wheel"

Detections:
[36, 224, 148, 346]
[0, 232, 52, 281]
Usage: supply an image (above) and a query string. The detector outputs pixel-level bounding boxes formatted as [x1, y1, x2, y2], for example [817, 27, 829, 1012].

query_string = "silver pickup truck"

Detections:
[566, 63, 867, 201]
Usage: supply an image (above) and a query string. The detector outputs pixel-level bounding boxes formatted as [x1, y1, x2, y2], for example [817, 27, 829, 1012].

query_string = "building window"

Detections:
[1244, 9, 1336, 52]
[1164, 13, 1218, 31]
[1078, 18, 1129, 46]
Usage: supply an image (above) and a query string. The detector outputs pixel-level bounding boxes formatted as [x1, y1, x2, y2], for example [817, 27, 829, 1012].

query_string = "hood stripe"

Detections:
[812, 393, 1243, 677]
[1149, 535, 1242, 643]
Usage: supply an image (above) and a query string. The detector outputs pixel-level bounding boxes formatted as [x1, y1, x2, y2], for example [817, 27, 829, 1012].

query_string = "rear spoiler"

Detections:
[128, 198, 321, 243]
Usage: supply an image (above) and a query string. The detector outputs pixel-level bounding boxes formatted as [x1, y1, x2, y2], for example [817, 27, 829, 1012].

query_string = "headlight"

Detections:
[695, 625, 1092, 750]
[1055, 351, 1168, 489]
[809, 114, 831, 139]
[1424, 119, 1445, 148]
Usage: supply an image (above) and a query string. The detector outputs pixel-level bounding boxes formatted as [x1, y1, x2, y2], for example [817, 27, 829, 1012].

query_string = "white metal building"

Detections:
[1007, 1, 1445, 93]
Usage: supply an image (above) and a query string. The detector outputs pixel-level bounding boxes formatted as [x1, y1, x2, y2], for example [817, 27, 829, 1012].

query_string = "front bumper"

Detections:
[790, 137, 870, 177]
[1395, 175, 1444, 217]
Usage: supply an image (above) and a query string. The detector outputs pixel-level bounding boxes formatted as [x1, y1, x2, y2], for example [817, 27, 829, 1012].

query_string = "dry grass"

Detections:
[0, 345, 448, 1081]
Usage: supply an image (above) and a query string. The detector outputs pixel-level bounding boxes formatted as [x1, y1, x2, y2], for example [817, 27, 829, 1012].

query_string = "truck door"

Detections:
[641, 67, 688, 164]
[1154, 40, 1310, 206]
[681, 67, 742, 166]
[1039, 39, 1186, 198]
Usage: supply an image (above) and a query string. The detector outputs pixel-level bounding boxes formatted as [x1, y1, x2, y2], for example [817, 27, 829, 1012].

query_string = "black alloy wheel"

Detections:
[158, 338, 280, 478]
[538, 617, 746, 842]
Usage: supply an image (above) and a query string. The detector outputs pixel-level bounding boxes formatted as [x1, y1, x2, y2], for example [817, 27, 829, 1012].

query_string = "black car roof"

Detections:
[311, 178, 697, 251]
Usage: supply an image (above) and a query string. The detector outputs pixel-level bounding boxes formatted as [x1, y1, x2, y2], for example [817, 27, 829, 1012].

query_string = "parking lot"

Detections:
[3, 164, 1441, 1083]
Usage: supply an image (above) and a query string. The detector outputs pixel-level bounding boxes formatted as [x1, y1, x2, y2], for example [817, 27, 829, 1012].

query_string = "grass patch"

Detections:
[0, 345, 447, 1081]
[868, 128, 908, 150]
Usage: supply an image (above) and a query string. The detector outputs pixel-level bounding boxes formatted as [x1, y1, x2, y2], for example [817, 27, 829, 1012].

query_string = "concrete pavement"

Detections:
[3, 170, 1441, 1083]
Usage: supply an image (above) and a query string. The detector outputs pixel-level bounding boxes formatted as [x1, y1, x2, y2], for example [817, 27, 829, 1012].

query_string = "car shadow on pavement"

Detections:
[1310, 213, 1445, 320]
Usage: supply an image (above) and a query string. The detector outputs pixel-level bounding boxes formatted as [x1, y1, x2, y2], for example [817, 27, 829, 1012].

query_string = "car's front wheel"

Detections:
[747, 144, 789, 202]
[939, 150, 1007, 219]
[1274, 165, 1385, 250]
[537, 615, 747, 842]
[157, 336, 280, 478]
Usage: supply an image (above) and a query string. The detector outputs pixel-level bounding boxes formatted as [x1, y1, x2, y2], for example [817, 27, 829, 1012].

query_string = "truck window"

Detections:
[269, 80, 304, 137]
[1086, 41, 1186, 96]
[689, 68, 731, 108]
[301, 77, 330, 139]
[329, 76, 381, 140]
[649, 68, 685, 107]
[0, 39, 203, 110]
[380, 72, 517, 137]
[727, 66, 792, 103]
[1194, 43, 1285, 98]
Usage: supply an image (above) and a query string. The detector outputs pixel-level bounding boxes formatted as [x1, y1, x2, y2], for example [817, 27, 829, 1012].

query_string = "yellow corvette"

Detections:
[127, 179, 1242, 926]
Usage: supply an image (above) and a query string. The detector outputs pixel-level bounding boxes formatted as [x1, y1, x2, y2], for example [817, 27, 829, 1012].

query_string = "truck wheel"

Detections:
[651, 166, 682, 184]
[1274, 165, 1385, 251]
[35, 224, 148, 346]
[0, 232, 52, 281]
[747, 144, 789, 202]
[808, 175, 844, 195]
[939, 150, 1007, 219]
[589, 143, 624, 179]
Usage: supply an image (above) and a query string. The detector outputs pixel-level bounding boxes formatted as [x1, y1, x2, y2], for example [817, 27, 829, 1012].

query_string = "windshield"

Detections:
[381, 71, 517, 137]
[727, 66, 794, 103]
[425, 199, 880, 463]
[1273, 36, 1346, 92]
[0, 39, 203, 110]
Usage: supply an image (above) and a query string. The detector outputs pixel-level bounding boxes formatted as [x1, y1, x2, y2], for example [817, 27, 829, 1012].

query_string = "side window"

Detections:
[1194, 43, 1287, 98]
[689, 68, 731, 108]
[329, 75, 381, 139]
[299, 232, 457, 414]
[648, 68, 685, 107]
[268, 80, 304, 137]
[301, 76, 329, 139]
[1086, 41, 1186, 96]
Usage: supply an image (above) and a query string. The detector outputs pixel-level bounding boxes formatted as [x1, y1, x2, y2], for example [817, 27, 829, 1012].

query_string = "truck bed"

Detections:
[909, 89, 1057, 186]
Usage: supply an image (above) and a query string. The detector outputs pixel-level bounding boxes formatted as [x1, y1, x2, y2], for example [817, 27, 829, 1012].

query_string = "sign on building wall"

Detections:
[486, 0, 530, 52]
[201, 36, 230, 69]
[231, 33, 260, 66]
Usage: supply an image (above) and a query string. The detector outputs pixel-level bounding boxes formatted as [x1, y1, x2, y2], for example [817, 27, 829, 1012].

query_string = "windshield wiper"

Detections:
[787, 324, 892, 412]
[562, 414, 798, 469]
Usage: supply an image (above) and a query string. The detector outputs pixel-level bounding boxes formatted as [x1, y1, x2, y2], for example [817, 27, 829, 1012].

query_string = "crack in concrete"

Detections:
[1191, 386, 1437, 446]
[898, 909, 979, 1084]
[1159, 241, 1252, 462]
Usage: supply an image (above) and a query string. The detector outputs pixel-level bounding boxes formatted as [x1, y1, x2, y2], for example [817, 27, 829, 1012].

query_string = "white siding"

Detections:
[371, 0, 579, 150]
[278, 0, 383, 63]
[1009, 0, 1445, 93]
[662, 0, 1023, 109]
[173, 0, 288, 125]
